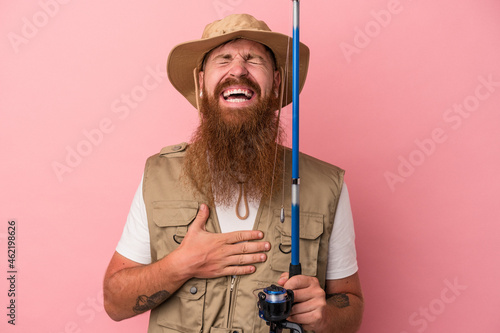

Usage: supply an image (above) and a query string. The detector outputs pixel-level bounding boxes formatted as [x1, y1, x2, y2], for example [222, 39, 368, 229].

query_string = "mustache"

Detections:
[214, 77, 262, 98]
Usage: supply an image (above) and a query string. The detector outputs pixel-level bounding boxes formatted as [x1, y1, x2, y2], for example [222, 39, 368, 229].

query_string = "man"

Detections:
[104, 14, 363, 333]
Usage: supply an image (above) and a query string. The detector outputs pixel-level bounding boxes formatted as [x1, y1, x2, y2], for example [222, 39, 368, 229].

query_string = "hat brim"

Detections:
[167, 29, 310, 110]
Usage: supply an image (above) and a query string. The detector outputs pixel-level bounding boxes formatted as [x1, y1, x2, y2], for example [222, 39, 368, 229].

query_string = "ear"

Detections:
[273, 70, 281, 91]
[198, 70, 205, 93]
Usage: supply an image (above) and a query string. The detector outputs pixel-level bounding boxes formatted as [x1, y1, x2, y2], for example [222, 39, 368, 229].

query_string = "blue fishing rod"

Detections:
[257, 1, 303, 332]
[289, 0, 301, 280]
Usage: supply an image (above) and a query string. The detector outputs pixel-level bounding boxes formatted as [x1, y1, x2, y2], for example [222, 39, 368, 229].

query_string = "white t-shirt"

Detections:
[116, 178, 358, 280]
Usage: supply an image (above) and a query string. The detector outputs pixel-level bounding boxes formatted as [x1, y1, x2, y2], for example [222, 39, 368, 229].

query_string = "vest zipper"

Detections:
[227, 275, 238, 328]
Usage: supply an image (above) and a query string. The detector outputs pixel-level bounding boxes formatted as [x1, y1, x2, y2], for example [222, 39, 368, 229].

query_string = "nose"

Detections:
[228, 59, 248, 77]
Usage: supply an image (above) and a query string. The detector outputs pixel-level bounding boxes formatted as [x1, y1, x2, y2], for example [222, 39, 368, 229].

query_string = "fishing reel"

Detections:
[257, 285, 303, 333]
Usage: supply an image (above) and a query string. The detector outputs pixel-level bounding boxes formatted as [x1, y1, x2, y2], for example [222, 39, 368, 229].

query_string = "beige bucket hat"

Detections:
[167, 13, 310, 109]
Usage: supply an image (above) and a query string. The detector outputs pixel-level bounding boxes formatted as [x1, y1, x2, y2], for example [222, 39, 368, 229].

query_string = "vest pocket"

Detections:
[152, 200, 199, 259]
[270, 210, 324, 276]
[156, 279, 207, 332]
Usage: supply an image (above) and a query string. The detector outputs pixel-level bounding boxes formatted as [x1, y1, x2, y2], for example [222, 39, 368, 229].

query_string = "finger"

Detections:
[227, 252, 268, 266]
[222, 264, 257, 276]
[190, 203, 210, 231]
[235, 240, 270, 255]
[277, 272, 289, 286]
[217, 242, 270, 263]
[283, 275, 318, 291]
[282, 274, 305, 290]
[290, 291, 326, 313]
[289, 286, 325, 305]
[224, 229, 265, 244]
[287, 296, 326, 331]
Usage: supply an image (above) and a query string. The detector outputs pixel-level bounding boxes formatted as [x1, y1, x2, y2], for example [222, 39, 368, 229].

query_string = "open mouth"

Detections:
[222, 88, 254, 103]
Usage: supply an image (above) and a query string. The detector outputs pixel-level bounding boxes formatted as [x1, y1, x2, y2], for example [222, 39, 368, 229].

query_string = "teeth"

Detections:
[226, 98, 248, 103]
[223, 89, 253, 99]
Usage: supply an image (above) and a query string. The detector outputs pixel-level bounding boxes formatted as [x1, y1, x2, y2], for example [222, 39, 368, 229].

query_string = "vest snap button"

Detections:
[190, 286, 197, 294]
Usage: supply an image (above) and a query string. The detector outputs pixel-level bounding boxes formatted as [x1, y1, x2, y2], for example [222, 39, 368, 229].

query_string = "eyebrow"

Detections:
[211, 52, 267, 63]
[200, 38, 278, 70]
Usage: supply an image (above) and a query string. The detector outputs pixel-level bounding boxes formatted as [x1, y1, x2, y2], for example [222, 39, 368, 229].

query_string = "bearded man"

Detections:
[104, 14, 364, 333]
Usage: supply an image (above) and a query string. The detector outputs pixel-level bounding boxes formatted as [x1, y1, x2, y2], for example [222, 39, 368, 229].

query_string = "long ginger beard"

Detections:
[183, 77, 284, 207]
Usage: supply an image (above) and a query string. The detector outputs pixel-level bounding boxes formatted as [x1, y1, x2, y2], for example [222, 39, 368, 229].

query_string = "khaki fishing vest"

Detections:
[143, 143, 344, 333]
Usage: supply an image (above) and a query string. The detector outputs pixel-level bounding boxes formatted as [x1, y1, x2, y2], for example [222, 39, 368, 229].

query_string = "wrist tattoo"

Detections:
[133, 290, 170, 314]
[327, 293, 350, 308]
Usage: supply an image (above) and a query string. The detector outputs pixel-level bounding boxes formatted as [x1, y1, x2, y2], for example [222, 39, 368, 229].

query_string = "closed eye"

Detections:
[210, 53, 267, 66]
[213, 54, 233, 65]
[245, 54, 265, 65]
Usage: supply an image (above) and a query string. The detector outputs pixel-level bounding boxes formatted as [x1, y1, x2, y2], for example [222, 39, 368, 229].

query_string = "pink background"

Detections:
[1, 0, 499, 332]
